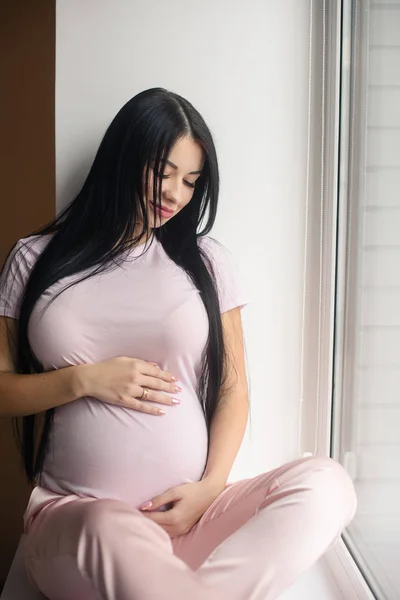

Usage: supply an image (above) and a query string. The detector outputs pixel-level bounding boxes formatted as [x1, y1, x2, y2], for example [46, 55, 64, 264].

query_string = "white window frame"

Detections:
[300, 1, 377, 597]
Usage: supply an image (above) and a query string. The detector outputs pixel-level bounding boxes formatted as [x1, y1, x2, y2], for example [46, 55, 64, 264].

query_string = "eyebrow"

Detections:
[161, 159, 202, 175]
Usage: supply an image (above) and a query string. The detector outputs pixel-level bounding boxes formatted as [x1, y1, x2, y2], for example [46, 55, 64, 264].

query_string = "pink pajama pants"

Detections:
[23, 455, 357, 600]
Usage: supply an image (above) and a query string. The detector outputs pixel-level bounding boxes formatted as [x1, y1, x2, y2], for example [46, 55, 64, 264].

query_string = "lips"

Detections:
[150, 201, 174, 217]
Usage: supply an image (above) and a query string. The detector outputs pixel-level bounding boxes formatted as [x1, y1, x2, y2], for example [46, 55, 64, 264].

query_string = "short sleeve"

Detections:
[198, 236, 249, 313]
[0, 236, 44, 320]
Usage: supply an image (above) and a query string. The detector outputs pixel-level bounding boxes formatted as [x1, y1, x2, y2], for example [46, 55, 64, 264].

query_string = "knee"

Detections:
[303, 456, 357, 526]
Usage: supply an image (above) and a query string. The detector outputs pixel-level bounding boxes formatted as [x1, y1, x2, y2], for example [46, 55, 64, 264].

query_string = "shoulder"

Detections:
[16, 233, 53, 255]
[197, 235, 249, 313]
[10, 233, 53, 267]
[1, 233, 54, 283]
[0, 233, 53, 319]
[197, 235, 232, 270]
[197, 235, 226, 253]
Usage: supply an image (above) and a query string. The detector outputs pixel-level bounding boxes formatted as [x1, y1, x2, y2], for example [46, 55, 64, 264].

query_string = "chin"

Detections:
[151, 212, 177, 228]
[150, 216, 166, 229]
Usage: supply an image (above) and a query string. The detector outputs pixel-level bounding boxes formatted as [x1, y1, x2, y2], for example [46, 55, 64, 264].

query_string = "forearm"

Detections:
[202, 388, 249, 487]
[0, 365, 86, 417]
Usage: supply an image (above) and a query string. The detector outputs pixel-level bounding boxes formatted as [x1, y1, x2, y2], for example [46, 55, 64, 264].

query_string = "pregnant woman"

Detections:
[0, 88, 357, 600]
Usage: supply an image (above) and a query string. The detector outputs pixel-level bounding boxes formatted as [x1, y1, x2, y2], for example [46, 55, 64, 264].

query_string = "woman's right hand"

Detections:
[77, 356, 181, 415]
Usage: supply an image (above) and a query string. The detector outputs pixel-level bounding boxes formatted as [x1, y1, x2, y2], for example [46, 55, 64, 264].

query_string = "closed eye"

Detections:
[153, 171, 196, 189]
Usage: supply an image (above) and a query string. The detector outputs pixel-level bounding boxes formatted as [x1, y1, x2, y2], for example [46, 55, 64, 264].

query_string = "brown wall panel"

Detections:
[0, 0, 55, 586]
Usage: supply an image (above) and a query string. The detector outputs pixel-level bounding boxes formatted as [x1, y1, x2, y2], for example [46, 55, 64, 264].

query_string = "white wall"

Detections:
[56, 0, 310, 479]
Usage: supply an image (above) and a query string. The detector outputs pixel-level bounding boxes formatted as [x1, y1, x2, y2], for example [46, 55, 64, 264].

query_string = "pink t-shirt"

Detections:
[0, 233, 248, 531]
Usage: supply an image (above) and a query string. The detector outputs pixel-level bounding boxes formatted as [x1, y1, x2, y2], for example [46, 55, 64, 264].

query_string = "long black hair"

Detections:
[8, 87, 228, 485]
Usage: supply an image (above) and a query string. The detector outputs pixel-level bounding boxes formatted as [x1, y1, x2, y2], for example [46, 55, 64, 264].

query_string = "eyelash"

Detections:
[153, 172, 196, 189]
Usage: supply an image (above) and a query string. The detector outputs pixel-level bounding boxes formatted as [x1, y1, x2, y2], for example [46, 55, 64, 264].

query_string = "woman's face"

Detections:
[144, 136, 204, 228]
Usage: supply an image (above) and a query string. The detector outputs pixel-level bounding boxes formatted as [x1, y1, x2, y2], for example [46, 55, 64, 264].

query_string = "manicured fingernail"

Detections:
[174, 385, 182, 393]
[158, 409, 166, 415]
[171, 376, 177, 381]
[172, 398, 180, 405]
[150, 362, 159, 367]
[140, 501, 153, 511]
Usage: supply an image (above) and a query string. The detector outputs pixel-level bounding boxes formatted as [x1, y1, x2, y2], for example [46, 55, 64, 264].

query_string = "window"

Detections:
[333, 2, 400, 598]
[299, 2, 399, 597]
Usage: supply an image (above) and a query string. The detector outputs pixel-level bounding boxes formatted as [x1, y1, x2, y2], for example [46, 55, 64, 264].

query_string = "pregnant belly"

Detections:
[40, 394, 209, 508]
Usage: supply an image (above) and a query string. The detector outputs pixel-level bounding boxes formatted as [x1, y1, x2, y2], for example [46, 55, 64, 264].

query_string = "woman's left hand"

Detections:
[138, 478, 226, 538]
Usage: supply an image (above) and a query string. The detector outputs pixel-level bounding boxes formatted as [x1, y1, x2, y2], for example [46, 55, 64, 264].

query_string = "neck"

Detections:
[134, 227, 154, 246]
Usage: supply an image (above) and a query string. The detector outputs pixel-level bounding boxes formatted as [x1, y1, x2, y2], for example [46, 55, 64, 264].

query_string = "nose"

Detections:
[162, 179, 182, 207]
